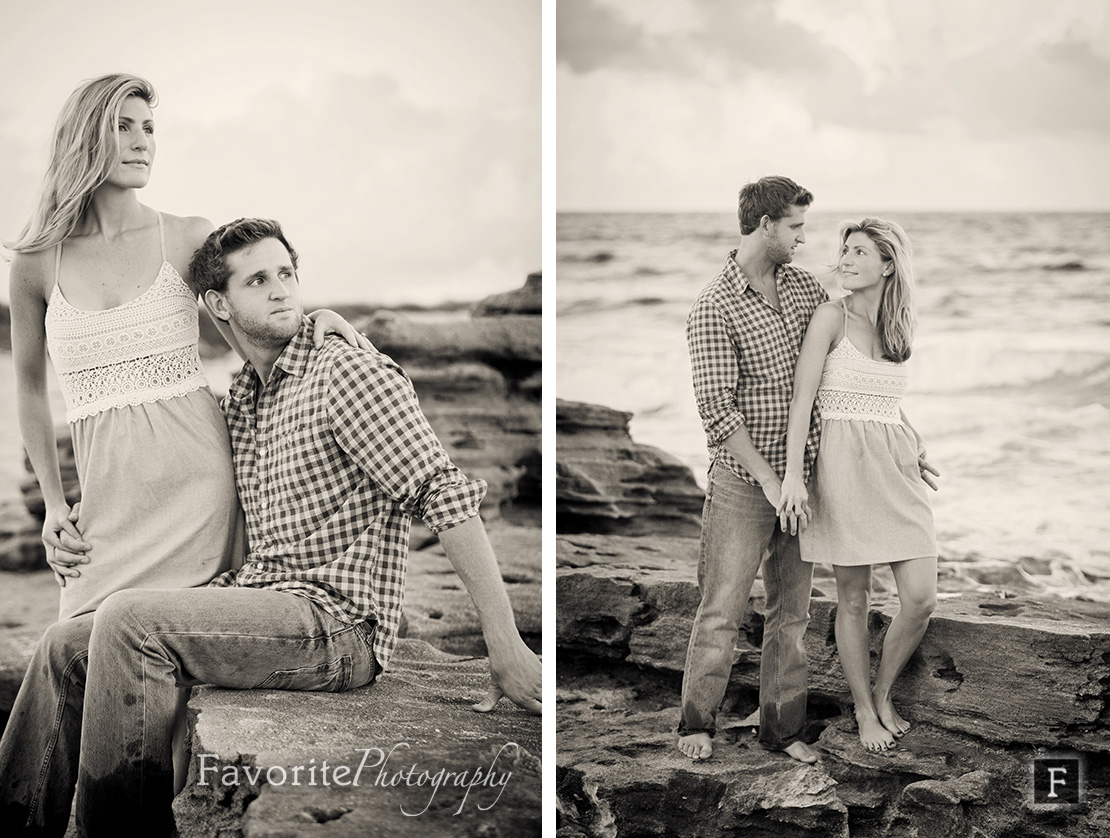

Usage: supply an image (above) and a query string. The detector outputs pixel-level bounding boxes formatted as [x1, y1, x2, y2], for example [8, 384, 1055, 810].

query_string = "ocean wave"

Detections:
[913, 343, 1110, 396]
[559, 250, 617, 264]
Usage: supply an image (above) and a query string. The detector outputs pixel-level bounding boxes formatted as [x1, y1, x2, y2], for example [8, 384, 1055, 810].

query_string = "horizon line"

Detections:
[556, 207, 1110, 214]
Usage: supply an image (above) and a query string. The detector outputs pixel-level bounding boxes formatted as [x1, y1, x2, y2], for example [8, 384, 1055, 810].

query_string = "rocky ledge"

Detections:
[174, 640, 541, 838]
[555, 399, 1110, 838]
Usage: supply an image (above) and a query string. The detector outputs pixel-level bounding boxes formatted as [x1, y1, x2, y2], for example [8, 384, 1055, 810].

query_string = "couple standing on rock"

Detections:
[0, 73, 541, 837]
[677, 176, 940, 762]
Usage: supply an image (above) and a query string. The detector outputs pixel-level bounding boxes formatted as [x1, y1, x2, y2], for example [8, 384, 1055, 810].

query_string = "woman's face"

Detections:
[838, 230, 890, 292]
[104, 95, 155, 190]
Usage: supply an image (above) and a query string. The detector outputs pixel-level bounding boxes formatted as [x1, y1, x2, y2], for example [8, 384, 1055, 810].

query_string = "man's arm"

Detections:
[326, 354, 540, 713]
[437, 517, 542, 714]
[687, 297, 747, 445]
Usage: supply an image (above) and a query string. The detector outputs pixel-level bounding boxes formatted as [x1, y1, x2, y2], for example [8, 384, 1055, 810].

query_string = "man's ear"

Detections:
[204, 288, 232, 322]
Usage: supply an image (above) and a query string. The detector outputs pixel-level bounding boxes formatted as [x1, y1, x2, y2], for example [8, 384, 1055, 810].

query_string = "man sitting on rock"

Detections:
[678, 176, 826, 764]
[0, 217, 542, 836]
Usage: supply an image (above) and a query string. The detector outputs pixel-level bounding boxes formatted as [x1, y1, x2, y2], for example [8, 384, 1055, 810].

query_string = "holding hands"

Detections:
[775, 472, 810, 535]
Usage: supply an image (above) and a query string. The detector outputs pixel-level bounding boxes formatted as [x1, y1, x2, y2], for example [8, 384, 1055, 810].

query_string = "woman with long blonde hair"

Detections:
[1, 73, 364, 834]
[778, 217, 940, 753]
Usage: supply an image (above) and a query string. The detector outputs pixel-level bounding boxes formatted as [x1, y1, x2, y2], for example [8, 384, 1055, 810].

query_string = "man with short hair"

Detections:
[678, 176, 827, 763]
[1, 217, 541, 835]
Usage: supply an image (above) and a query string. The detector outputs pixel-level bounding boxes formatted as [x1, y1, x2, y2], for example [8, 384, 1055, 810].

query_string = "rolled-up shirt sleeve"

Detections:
[687, 297, 746, 445]
[326, 354, 486, 533]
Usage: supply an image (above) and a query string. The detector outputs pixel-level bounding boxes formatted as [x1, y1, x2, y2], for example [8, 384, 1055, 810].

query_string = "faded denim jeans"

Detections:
[0, 587, 377, 837]
[678, 460, 813, 748]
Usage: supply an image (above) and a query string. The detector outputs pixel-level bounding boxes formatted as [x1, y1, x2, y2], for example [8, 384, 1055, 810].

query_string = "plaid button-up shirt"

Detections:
[210, 320, 486, 671]
[687, 251, 828, 485]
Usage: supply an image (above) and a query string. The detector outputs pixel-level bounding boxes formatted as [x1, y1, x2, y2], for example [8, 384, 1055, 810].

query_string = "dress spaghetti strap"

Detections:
[156, 211, 166, 263]
[55, 241, 63, 285]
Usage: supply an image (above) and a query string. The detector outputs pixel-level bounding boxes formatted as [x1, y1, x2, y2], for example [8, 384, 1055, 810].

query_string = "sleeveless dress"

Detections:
[44, 213, 243, 619]
[800, 302, 937, 566]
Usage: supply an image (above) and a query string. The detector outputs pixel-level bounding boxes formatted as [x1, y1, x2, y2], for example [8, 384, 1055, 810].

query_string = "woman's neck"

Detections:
[846, 285, 883, 324]
[76, 187, 149, 240]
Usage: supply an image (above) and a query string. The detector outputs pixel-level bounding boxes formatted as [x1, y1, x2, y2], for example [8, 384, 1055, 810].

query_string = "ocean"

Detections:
[556, 211, 1110, 598]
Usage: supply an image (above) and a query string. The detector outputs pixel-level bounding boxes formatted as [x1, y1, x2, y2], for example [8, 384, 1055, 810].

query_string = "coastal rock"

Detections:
[174, 639, 541, 838]
[557, 533, 1110, 753]
[556, 400, 1110, 837]
[473, 271, 542, 316]
[556, 400, 704, 537]
[0, 503, 46, 572]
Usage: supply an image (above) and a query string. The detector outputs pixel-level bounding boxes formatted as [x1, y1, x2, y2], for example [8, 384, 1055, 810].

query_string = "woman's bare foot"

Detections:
[677, 732, 713, 761]
[855, 710, 896, 752]
[783, 741, 821, 764]
[872, 689, 911, 737]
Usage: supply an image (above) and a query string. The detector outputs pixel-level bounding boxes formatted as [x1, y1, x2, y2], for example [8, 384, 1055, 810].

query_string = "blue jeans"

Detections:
[0, 587, 377, 837]
[678, 460, 813, 748]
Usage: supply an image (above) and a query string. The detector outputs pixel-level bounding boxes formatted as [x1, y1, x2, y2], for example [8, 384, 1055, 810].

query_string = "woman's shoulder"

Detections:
[811, 299, 845, 325]
[160, 212, 213, 243]
[160, 213, 215, 259]
[8, 247, 55, 300]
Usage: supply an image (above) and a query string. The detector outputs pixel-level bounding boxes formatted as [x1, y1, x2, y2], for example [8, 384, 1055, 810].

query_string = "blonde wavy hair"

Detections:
[6, 74, 157, 253]
[838, 217, 917, 363]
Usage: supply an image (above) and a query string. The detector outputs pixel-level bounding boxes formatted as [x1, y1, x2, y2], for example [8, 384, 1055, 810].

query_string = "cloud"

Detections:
[557, 0, 1110, 209]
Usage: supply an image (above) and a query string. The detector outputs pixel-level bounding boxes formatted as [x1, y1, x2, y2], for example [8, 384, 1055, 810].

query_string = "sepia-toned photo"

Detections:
[0, 2, 541, 835]
[555, 1, 1110, 835]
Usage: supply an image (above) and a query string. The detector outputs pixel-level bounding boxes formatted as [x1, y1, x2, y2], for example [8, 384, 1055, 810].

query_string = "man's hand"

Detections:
[916, 442, 940, 491]
[473, 638, 542, 715]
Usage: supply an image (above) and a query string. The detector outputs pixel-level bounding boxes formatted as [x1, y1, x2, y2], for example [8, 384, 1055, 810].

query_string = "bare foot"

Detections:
[872, 689, 911, 737]
[677, 732, 713, 761]
[783, 741, 821, 764]
[855, 711, 896, 752]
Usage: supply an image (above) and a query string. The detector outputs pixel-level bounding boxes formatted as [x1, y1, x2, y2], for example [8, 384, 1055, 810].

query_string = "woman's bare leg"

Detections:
[833, 565, 895, 751]
[872, 556, 937, 736]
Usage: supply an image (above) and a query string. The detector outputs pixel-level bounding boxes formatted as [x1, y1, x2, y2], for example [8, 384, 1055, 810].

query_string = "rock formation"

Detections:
[556, 399, 1110, 838]
[556, 400, 703, 537]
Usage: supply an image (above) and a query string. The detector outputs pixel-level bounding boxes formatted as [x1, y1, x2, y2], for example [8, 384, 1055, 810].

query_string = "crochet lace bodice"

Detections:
[45, 261, 209, 422]
[815, 336, 906, 424]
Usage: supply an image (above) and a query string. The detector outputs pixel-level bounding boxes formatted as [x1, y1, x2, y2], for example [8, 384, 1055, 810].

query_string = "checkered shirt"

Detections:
[687, 250, 828, 485]
[210, 319, 486, 671]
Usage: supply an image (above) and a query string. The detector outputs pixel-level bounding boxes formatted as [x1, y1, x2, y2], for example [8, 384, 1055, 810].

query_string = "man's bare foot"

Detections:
[677, 732, 713, 761]
[872, 689, 911, 737]
[855, 710, 896, 752]
[783, 741, 821, 764]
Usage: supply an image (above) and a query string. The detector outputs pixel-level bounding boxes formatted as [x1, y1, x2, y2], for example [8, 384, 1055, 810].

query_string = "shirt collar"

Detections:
[226, 317, 314, 406]
[723, 249, 799, 293]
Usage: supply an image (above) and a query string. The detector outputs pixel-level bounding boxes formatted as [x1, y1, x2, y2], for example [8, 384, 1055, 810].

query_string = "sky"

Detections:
[557, 0, 1110, 212]
[0, 0, 539, 306]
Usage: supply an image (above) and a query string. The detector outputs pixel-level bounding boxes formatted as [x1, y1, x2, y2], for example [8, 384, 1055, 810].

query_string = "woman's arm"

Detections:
[778, 302, 842, 532]
[9, 252, 89, 582]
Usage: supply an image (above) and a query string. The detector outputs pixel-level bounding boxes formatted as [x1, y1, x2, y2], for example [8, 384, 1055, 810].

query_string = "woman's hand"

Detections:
[776, 473, 810, 535]
[307, 309, 372, 350]
[43, 502, 90, 585]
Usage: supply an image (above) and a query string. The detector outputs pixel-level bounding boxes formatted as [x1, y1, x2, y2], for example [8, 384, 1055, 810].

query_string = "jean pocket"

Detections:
[257, 655, 354, 692]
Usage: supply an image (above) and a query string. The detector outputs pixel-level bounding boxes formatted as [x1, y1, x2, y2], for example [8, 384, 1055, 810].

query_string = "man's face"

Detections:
[219, 237, 304, 348]
[764, 204, 807, 265]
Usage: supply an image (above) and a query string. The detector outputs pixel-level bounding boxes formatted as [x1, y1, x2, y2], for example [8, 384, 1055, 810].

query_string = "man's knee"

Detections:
[94, 590, 156, 639]
[36, 618, 91, 676]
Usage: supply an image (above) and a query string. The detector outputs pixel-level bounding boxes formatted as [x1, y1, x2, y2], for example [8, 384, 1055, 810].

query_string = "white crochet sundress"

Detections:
[44, 212, 242, 618]
[800, 300, 937, 566]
